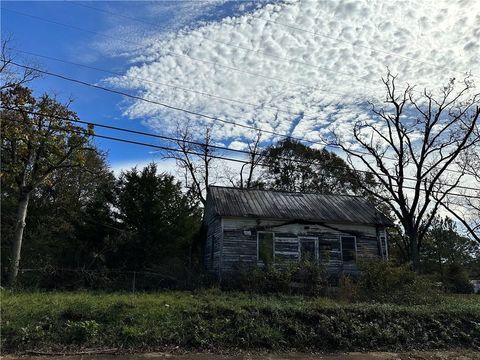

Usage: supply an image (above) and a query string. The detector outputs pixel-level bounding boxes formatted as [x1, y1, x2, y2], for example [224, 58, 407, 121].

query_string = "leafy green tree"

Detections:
[1, 85, 94, 285]
[115, 163, 202, 273]
[261, 138, 372, 194]
[1, 134, 116, 282]
[421, 216, 479, 280]
[27, 150, 117, 271]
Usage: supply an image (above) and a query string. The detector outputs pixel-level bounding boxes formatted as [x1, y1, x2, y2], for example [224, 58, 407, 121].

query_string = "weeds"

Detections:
[2, 290, 479, 353]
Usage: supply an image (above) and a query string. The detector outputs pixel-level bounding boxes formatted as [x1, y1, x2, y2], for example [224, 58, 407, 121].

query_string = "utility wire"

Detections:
[7, 6, 477, 162]
[6, 61, 363, 151]
[15, 5, 464, 140]
[1, 106, 251, 155]
[8, 47, 324, 121]
[72, 2, 478, 87]
[72, 2, 384, 88]
[5, 5, 477, 120]
[2, 7, 377, 101]
[1, 106, 478, 196]
[7, 61, 472, 177]
[20, 120, 480, 199]
[2, 114, 248, 165]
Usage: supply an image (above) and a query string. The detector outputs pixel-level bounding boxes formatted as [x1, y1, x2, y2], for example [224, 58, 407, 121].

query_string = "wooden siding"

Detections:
[219, 217, 386, 273]
[203, 196, 223, 275]
[223, 228, 257, 271]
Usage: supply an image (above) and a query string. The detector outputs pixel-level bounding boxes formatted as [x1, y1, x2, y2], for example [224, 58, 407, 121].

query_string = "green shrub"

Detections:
[63, 320, 100, 344]
[233, 264, 294, 293]
[294, 260, 328, 296]
[443, 263, 474, 294]
[357, 259, 440, 305]
[231, 261, 327, 295]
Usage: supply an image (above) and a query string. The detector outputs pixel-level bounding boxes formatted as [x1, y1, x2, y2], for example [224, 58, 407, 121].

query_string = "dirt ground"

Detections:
[3, 350, 480, 360]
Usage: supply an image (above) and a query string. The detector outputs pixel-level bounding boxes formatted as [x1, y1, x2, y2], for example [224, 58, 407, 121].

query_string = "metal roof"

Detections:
[207, 186, 394, 226]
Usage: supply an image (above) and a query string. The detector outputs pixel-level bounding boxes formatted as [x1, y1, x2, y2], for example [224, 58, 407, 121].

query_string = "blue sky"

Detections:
[1, 1, 269, 172]
[2, 0, 479, 236]
[2, 0, 479, 175]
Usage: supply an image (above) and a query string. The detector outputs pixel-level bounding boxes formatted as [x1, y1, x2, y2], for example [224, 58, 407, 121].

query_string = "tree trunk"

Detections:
[409, 232, 420, 273]
[8, 191, 30, 286]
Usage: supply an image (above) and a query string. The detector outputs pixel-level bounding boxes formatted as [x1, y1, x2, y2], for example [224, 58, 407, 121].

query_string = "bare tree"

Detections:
[166, 122, 219, 206]
[238, 131, 263, 189]
[222, 131, 264, 189]
[330, 71, 480, 271]
[1, 37, 40, 90]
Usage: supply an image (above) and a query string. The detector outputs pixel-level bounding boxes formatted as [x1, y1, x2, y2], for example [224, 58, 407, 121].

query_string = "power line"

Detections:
[11, 3, 469, 137]
[6, 115, 479, 200]
[6, 7, 476, 173]
[4, 7, 474, 172]
[1, 105, 251, 155]
[8, 61, 301, 137]
[2, 113, 248, 165]
[8, 48, 324, 121]
[72, 2, 384, 88]
[7, 61, 357, 149]
[3, 106, 479, 196]
[7, 61, 471, 178]
[72, 2, 478, 88]
[2, 7, 375, 101]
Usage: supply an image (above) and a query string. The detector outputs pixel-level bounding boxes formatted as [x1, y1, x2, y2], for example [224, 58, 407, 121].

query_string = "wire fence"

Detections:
[12, 267, 211, 292]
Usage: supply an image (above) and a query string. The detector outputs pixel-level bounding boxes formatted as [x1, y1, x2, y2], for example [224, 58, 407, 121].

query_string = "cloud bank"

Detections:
[106, 0, 480, 149]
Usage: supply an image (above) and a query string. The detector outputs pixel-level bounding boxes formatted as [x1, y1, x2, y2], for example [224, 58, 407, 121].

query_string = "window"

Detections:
[341, 236, 356, 262]
[257, 232, 274, 266]
[299, 237, 317, 262]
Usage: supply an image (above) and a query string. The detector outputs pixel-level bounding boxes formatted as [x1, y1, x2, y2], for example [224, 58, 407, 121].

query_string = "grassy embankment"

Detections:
[2, 290, 479, 353]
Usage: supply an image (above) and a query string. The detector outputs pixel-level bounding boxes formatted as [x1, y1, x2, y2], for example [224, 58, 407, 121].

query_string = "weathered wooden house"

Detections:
[203, 186, 393, 277]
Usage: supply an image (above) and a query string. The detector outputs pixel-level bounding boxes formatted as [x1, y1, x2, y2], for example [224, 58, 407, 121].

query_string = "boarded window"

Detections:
[318, 241, 332, 262]
[258, 232, 274, 266]
[341, 236, 356, 262]
[300, 237, 317, 262]
[274, 237, 298, 263]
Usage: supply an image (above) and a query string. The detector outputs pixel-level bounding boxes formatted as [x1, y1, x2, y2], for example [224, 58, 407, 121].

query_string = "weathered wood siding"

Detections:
[223, 228, 256, 271]
[219, 217, 387, 274]
[203, 197, 223, 275]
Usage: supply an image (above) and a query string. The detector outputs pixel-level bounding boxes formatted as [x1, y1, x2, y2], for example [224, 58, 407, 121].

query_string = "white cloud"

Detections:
[103, 0, 478, 152]
[98, 1, 478, 231]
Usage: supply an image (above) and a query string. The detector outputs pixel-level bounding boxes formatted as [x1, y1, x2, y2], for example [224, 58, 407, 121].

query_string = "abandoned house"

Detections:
[203, 186, 393, 276]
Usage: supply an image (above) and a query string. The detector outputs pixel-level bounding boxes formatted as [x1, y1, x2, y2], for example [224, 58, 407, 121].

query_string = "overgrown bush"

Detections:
[357, 259, 440, 305]
[230, 261, 328, 295]
[229, 260, 443, 304]
[63, 320, 100, 344]
[443, 263, 474, 294]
